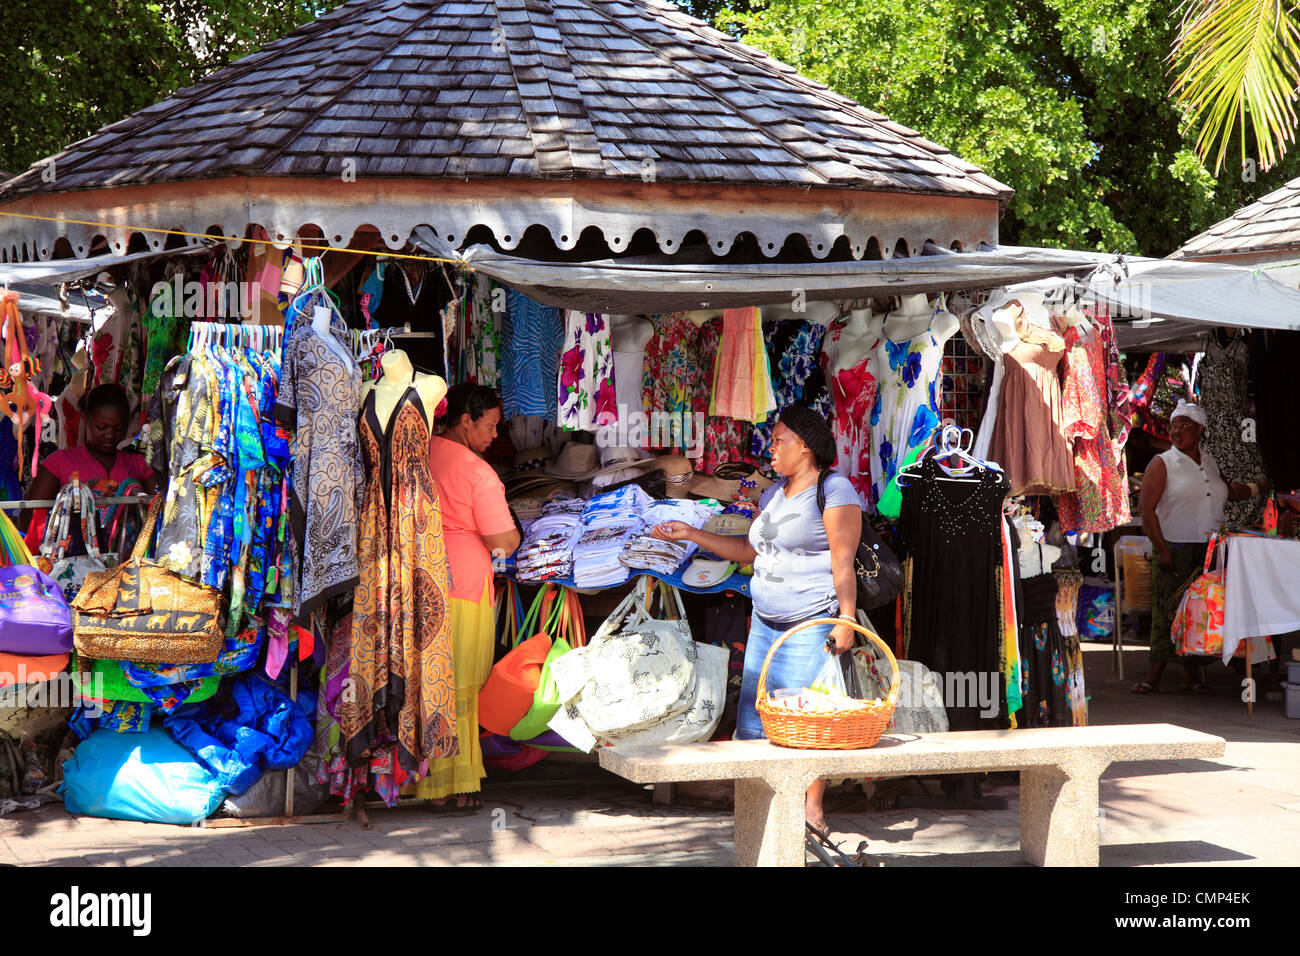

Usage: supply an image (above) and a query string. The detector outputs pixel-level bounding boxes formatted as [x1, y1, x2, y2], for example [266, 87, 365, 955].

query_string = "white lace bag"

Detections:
[549, 579, 725, 749]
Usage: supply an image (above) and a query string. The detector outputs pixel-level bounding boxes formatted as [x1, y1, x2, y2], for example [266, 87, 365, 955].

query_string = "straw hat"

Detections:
[513, 446, 552, 473]
[544, 443, 603, 480]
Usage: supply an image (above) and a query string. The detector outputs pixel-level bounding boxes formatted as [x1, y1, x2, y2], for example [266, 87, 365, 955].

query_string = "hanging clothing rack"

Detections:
[187, 321, 285, 352]
[0, 494, 152, 510]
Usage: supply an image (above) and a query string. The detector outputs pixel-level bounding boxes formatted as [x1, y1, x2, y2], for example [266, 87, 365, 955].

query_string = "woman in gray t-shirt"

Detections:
[651, 406, 861, 835]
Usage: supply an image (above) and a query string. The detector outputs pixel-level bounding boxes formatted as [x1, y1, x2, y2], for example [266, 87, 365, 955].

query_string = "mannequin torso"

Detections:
[367, 350, 447, 431]
[884, 293, 958, 344]
[609, 314, 654, 432]
[830, 307, 883, 377]
[762, 301, 841, 326]
[311, 305, 353, 365]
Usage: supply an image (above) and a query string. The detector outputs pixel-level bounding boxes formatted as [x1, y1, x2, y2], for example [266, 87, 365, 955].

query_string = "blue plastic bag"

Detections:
[60, 725, 227, 824]
[164, 673, 313, 795]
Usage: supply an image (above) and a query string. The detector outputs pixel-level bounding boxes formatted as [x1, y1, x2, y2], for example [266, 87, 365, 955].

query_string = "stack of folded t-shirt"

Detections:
[620, 498, 719, 576]
[572, 486, 653, 588]
[515, 506, 584, 583]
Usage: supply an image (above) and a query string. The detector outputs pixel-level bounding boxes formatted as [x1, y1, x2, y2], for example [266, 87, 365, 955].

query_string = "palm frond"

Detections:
[1170, 0, 1300, 173]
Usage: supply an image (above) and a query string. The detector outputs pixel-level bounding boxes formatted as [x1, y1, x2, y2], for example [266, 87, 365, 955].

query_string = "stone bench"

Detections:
[598, 722, 1226, 866]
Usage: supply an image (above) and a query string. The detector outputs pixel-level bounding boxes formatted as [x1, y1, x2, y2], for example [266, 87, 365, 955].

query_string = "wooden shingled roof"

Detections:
[0, 0, 1009, 202]
[1174, 175, 1300, 259]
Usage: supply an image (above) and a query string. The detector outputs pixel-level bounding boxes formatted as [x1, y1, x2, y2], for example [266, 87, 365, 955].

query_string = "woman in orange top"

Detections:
[416, 384, 520, 811]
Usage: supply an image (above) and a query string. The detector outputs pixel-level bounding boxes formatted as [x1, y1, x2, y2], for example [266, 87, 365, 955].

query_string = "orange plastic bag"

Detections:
[478, 632, 552, 736]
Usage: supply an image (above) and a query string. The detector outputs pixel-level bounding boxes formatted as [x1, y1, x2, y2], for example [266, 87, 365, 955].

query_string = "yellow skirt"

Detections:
[408, 576, 496, 799]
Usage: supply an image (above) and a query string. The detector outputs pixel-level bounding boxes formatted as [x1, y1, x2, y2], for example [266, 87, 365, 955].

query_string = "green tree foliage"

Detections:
[706, 0, 1300, 254]
[0, 0, 344, 178]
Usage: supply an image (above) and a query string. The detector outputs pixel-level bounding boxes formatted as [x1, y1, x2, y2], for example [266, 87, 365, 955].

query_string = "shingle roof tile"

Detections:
[1175, 175, 1300, 258]
[0, 0, 1009, 203]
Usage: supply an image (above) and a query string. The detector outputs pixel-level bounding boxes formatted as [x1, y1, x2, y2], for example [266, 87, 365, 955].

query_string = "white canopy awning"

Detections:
[415, 230, 1300, 349]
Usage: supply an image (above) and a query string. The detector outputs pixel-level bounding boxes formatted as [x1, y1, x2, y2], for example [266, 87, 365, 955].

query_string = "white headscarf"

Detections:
[1171, 400, 1207, 428]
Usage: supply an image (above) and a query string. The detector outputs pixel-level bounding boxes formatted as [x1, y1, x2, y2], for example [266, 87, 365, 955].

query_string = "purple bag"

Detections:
[0, 564, 74, 654]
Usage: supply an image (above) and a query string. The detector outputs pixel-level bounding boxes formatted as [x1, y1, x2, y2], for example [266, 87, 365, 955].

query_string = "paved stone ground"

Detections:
[3, 643, 1298, 866]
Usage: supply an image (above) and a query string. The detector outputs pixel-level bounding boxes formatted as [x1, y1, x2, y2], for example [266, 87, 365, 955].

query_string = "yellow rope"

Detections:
[0, 210, 465, 265]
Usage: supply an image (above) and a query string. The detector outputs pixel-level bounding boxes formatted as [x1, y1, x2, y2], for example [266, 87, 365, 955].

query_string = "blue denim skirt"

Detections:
[736, 616, 837, 740]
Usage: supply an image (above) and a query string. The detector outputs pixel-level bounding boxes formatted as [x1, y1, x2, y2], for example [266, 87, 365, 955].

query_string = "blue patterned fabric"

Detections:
[502, 289, 564, 419]
[120, 623, 267, 712]
[751, 320, 833, 459]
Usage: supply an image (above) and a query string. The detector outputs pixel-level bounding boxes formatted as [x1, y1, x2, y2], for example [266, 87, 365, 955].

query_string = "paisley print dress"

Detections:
[343, 387, 458, 777]
[1200, 330, 1265, 526]
[274, 321, 365, 617]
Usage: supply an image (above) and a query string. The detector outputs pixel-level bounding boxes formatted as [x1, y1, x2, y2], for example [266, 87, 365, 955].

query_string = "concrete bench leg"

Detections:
[734, 777, 808, 867]
[1019, 757, 1108, 866]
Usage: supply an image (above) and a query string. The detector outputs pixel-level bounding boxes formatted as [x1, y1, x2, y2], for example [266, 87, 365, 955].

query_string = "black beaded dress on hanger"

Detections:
[897, 454, 1010, 731]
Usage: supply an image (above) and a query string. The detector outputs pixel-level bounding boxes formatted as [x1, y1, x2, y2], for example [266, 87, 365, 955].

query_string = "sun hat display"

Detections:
[545, 443, 604, 480]
[513, 446, 552, 473]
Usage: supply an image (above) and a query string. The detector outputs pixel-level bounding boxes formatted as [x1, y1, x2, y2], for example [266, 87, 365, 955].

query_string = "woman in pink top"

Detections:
[23, 384, 157, 539]
[415, 384, 520, 812]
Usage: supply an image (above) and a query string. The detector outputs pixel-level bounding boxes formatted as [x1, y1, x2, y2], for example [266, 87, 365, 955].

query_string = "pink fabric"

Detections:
[43, 446, 152, 485]
[711, 308, 758, 420]
[429, 436, 515, 603]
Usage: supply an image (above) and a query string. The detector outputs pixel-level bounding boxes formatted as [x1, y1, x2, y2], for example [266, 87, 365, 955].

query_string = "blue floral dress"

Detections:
[871, 329, 945, 518]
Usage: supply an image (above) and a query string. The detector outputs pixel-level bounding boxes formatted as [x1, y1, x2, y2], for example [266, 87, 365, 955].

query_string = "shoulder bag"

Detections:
[41, 478, 112, 604]
[72, 495, 225, 665]
[0, 506, 73, 655]
[1171, 536, 1225, 657]
[816, 471, 904, 611]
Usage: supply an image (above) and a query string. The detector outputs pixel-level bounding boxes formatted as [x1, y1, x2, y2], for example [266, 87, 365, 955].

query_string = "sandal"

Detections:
[1130, 681, 1158, 694]
[426, 794, 484, 815]
[1193, 683, 1213, 694]
[806, 818, 831, 839]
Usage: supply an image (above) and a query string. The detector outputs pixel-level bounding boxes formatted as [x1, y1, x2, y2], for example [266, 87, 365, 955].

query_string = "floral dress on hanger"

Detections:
[872, 327, 946, 519]
[465, 277, 502, 388]
[1055, 318, 1130, 533]
[641, 312, 704, 449]
[558, 311, 617, 431]
[820, 315, 879, 506]
[695, 315, 753, 473]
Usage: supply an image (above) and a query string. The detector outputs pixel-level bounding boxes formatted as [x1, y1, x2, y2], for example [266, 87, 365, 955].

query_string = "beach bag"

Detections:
[41, 478, 112, 605]
[72, 496, 225, 665]
[71, 655, 220, 708]
[510, 587, 585, 741]
[479, 586, 563, 736]
[1172, 537, 1225, 657]
[547, 578, 726, 751]
[60, 724, 227, 825]
[0, 508, 73, 655]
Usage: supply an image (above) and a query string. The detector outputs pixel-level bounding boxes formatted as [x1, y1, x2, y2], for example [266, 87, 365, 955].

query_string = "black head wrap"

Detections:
[778, 405, 836, 470]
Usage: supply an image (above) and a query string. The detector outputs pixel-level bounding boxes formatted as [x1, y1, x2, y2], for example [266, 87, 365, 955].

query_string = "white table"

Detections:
[1222, 535, 1297, 713]
[1222, 535, 1300, 663]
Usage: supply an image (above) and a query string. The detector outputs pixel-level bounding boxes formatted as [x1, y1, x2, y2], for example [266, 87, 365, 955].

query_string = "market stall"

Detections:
[4, 0, 1300, 829]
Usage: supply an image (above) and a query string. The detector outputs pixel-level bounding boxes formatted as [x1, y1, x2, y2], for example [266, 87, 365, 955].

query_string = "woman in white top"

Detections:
[1132, 401, 1270, 693]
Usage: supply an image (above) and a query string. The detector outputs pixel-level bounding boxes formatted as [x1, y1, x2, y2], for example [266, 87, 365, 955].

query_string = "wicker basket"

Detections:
[756, 616, 900, 750]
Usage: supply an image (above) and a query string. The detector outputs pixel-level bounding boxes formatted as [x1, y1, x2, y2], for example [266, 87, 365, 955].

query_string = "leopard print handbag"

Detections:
[71, 495, 225, 665]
